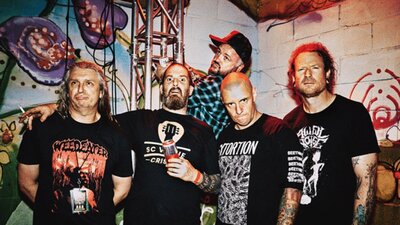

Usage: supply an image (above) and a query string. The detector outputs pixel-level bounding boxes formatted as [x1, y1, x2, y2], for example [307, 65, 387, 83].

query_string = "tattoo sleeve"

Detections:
[352, 153, 378, 225]
[277, 188, 301, 225]
[197, 173, 221, 194]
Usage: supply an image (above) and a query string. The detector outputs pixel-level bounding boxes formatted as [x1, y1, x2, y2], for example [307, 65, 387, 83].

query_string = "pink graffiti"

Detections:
[18, 26, 75, 71]
[349, 69, 400, 130]
[73, 0, 128, 49]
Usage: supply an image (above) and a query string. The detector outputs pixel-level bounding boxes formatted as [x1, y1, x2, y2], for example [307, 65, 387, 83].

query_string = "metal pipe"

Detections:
[175, 0, 184, 63]
[144, 0, 154, 109]
[130, 0, 138, 110]
[156, 0, 178, 32]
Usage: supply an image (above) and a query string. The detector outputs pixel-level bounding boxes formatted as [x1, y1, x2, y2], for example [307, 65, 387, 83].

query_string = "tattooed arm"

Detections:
[276, 187, 302, 225]
[197, 173, 221, 194]
[351, 153, 378, 225]
[166, 157, 221, 193]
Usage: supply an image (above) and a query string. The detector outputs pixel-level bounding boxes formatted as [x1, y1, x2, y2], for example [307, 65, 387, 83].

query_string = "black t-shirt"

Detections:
[17, 113, 133, 225]
[283, 95, 380, 225]
[116, 109, 219, 225]
[217, 114, 303, 225]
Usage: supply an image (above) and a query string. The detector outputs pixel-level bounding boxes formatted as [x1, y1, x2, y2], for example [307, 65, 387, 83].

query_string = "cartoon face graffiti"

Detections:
[349, 68, 400, 132]
[1, 120, 16, 145]
[72, 0, 128, 49]
[0, 16, 75, 85]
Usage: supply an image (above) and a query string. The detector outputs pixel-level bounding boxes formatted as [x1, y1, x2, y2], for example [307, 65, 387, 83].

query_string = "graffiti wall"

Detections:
[0, 0, 260, 223]
[0, 0, 133, 224]
[255, 0, 400, 224]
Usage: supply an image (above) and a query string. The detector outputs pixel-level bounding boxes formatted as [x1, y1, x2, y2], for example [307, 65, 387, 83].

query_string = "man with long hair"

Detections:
[17, 61, 133, 225]
[19, 63, 220, 225]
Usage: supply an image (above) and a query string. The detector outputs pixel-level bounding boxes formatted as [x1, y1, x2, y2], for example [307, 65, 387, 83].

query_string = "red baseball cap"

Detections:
[209, 30, 252, 64]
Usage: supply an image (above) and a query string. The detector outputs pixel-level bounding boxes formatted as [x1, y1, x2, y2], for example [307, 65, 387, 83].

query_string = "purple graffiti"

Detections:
[0, 16, 75, 85]
[73, 0, 128, 49]
[349, 68, 400, 130]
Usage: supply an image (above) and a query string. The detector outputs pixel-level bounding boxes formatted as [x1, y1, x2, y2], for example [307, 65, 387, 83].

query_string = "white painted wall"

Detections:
[183, 0, 258, 75]
[255, 0, 400, 141]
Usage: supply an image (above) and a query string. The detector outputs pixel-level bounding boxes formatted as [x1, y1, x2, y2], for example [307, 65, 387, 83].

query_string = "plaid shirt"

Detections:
[188, 74, 231, 138]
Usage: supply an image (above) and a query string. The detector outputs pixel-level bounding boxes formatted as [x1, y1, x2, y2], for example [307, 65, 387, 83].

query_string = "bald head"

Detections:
[221, 72, 253, 97]
[221, 72, 260, 130]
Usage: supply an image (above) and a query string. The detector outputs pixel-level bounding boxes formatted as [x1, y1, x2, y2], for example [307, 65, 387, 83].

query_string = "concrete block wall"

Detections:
[255, 0, 400, 141]
[184, 0, 258, 74]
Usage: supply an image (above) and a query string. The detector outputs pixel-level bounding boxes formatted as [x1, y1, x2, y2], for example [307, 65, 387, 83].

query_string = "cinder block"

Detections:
[186, 0, 218, 19]
[340, 50, 400, 89]
[257, 67, 284, 93]
[277, 41, 296, 68]
[319, 29, 345, 57]
[294, 6, 340, 40]
[258, 42, 278, 70]
[184, 38, 214, 71]
[373, 15, 400, 50]
[340, 0, 400, 26]
[256, 90, 298, 118]
[293, 36, 321, 49]
[254, 65, 299, 117]
[187, 16, 220, 41]
[217, 0, 256, 26]
[343, 24, 372, 55]
[258, 19, 294, 45]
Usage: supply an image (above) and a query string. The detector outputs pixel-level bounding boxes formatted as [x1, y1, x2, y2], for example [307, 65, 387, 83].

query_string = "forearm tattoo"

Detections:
[277, 189, 300, 225]
[352, 156, 377, 225]
[197, 173, 220, 194]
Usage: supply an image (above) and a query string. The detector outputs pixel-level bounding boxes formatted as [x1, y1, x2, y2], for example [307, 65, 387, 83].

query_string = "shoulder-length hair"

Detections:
[57, 61, 114, 123]
[287, 42, 337, 103]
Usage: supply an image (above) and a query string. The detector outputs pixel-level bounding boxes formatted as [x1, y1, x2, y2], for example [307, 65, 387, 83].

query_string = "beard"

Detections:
[208, 61, 220, 75]
[163, 88, 187, 110]
[164, 96, 185, 110]
[297, 79, 326, 98]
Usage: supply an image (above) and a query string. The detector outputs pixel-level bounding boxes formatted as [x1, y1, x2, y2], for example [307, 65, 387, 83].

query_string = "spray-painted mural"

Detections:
[349, 68, 400, 134]
[0, 0, 133, 224]
[348, 67, 400, 222]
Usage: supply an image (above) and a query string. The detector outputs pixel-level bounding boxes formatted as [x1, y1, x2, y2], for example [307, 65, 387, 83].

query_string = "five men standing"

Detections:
[18, 40, 380, 225]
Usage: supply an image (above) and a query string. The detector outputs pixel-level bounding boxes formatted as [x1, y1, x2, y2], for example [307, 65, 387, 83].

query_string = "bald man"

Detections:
[19, 63, 221, 225]
[216, 72, 304, 225]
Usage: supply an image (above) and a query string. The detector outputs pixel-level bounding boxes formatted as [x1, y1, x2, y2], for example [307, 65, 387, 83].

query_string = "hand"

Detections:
[18, 103, 58, 130]
[166, 157, 200, 183]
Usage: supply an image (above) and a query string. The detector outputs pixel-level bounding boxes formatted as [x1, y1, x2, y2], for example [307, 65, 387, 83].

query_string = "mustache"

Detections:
[212, 60, 220, 67]
[302, 77, 316, 83]
[168, 87, 182, 95]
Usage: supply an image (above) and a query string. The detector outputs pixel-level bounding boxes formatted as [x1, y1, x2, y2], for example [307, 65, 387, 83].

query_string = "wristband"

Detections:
[194, 170, 202, 185]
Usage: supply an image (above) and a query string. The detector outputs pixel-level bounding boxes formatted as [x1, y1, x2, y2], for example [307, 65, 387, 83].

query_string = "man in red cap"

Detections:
[187, 30, 252, 225]
[188, 30, 252, 139]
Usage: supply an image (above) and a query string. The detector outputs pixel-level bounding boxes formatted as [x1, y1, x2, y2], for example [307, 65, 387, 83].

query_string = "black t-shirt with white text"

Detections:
[116, 109, 219, 225]
[217, 114, 303, 225]
[283, 95, 380, 225]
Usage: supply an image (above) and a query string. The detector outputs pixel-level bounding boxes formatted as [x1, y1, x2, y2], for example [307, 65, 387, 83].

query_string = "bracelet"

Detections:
[194, 170, 202, 185]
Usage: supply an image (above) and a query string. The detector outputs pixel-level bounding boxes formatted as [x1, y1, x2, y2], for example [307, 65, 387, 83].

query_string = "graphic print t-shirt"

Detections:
[217, 114, 303, 225]
[116, 109, 219, 225]
[18, 114, 132, 225]
[283, 95, 380, 225]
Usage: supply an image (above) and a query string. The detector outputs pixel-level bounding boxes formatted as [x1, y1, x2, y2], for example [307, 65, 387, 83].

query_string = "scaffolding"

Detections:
[116, 0, 186, 110]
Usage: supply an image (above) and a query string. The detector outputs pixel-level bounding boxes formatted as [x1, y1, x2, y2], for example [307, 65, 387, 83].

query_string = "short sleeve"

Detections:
[112, 135, 133, 177]
[351, 103, 380, 157]
[17, 120, 40, 165]
[201, 131, 220, 175]
[279, 126, 304, 190]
